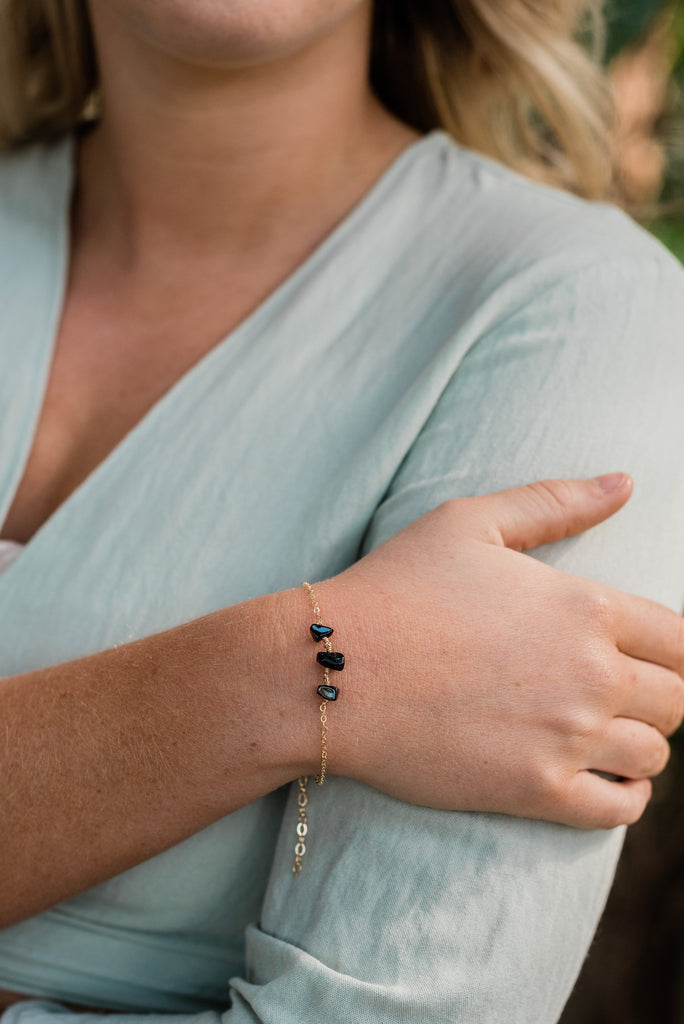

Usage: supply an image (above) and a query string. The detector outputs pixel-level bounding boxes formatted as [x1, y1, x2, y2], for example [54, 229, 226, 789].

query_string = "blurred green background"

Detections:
[607, 0, 684, 249]
[560, 3, 684, 1021]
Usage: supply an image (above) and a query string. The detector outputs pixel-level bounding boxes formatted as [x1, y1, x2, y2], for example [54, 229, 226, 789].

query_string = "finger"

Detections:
[465, 474, 633, 552]
[608, 586, 684, 677]
[615, 654, 684, 736]
[560, 771, 652, 829]
[590, 716, 670, 780]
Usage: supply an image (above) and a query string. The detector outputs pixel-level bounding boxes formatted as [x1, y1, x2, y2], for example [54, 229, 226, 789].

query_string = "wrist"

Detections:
[309, 571, 379, 785]
[258, 585, 326, 782]
[247, 570, 380, 791]
[268, 574, 369, 786]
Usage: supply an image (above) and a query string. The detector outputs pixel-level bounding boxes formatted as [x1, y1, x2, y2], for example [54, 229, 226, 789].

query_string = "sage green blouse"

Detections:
[0, 130, 683, 1023]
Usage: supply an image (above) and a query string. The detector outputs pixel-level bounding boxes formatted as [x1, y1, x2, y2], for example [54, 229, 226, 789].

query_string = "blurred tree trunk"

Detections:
[560, 738, 684, 1024]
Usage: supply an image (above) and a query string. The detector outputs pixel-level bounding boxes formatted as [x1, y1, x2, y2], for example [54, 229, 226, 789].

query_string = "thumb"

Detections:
[473, 473, 633, 551]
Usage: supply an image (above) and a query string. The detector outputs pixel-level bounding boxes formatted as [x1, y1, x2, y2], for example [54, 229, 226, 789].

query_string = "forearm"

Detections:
[0, 585, 316, 928]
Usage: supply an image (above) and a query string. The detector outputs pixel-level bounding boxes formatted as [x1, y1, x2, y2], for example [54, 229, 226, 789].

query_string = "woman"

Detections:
[0, 0, 683, 1021]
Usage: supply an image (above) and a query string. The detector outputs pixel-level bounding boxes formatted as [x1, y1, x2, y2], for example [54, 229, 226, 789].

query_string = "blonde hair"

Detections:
[0, 0, 617, 199]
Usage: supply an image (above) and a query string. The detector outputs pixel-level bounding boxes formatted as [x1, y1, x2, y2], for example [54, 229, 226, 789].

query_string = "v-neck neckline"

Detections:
[0, 127, 448, 572]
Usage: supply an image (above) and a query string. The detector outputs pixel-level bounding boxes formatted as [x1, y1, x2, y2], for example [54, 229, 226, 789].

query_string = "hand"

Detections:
[320, 474, 684, 828]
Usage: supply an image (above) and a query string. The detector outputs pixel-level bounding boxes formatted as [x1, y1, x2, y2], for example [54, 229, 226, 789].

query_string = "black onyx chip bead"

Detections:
[317, 684, 339, 701]
[317, 651, 345, 671]
[310, 623, 334, 642]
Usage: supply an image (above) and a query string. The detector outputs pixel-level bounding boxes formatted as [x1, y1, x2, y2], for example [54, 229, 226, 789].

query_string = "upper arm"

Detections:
[364, 252, 684, 604]
[224, 253, 684, 1024]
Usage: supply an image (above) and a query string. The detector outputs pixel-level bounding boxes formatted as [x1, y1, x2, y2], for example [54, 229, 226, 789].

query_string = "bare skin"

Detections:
[1, 0, 684, 1013]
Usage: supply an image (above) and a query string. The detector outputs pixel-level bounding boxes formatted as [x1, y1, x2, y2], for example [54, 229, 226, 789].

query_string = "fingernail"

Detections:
[594, 473, 628, 493]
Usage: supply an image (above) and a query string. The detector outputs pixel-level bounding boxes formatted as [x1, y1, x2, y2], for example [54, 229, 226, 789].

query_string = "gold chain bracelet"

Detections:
[292, 581, 344, 875]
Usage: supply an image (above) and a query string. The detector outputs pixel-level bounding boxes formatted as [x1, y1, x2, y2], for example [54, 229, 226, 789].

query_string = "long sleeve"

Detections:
[5, 250, 684, 1024]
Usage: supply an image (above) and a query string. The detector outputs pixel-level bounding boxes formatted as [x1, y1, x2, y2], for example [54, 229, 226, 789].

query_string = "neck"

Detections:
[76, 3, 419, 268]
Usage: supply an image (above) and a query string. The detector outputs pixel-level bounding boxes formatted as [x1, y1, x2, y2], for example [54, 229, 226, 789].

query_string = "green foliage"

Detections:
[604, 0, 670, 61]
[605, 1, 684, 256]
[672, 1, 684, 73]
[650, 218, 684, 259]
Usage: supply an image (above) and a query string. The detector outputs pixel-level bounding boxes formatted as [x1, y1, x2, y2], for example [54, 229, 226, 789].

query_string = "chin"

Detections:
[89, 0, 370, 67]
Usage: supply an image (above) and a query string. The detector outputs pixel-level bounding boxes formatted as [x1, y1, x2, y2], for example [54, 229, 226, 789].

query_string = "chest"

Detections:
[2, 336, 167, 544]
[0, 276, 264, 545]
[0, 136, 465, 655]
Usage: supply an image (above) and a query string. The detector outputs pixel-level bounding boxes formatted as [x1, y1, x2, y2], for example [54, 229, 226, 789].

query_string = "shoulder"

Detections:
[0, 137, 72, 238]
[411, 132, 684, 323]
[0, 139, 71, 343]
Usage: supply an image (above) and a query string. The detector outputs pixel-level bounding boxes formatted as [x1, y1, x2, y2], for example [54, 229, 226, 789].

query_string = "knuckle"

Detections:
[444, 494, 501, 544]
[436, 497, 459, 518]
[633, 735, 670, 779]
[534, 764, 571, 815]
[526, 479, 575, 521]
[540, 761, 567, 800]
[576, 646, 617, 702]
[557, 708, 596, 752]
[429, 499, 462, 539]
[434, 497, 470, 536]
[430, 498, 456, 527]
[579, 589, 616, 635]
